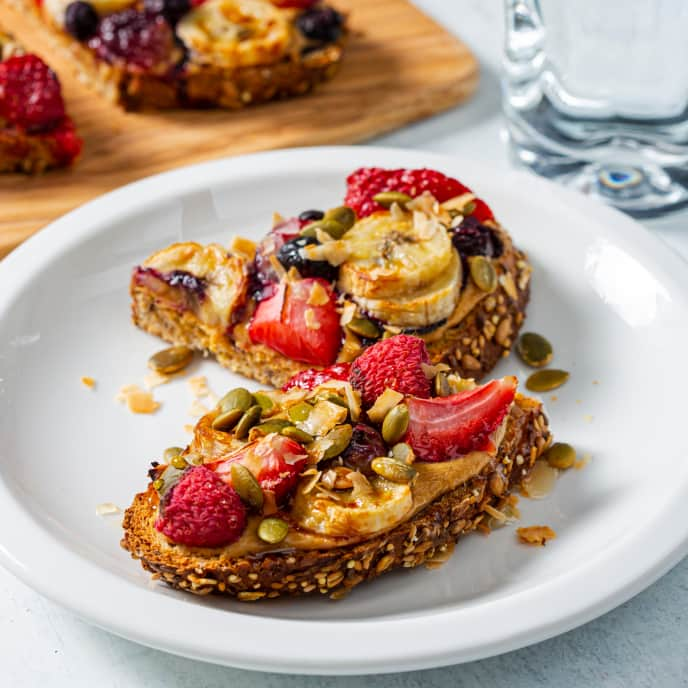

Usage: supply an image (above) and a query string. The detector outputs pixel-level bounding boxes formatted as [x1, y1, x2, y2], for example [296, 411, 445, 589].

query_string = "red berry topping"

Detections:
[88, 9, 175, 71]
[214, 434, 308, 505]
[155, 465, 247, 547]
[248, 277, 342, 367]
[405, 377, 517, 462]
[349, 335, 431, 408]
[48, 117, 83, 165]
[0, 55, 65, 132]
[282, 361, 352, 391]
[271, 0, 318, 7]
[344, 167, 494, 222]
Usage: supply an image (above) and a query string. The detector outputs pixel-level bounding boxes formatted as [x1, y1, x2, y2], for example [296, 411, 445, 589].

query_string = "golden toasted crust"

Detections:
[13, 0, 345, 110]
[121, 396, 551, 600]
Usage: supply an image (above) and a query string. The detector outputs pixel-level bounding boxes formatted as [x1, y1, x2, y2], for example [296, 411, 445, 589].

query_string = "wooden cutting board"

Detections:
[0, 0, 478, 257]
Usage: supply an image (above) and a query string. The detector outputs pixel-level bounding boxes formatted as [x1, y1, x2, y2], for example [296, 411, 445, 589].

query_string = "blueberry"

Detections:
[277, 236, 338, 281]
[298, 209, 324, 223]
[144, 0, 190, 25]
[296, 6, 344, 43]
[65, 1, 99, 41]
[340, 424, 386, 476]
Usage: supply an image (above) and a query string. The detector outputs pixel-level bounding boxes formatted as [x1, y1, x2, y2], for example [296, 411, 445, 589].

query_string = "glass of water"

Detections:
[502, 0, 688, 216]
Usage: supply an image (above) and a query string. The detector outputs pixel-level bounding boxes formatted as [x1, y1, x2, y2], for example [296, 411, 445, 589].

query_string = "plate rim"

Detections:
[1, 145, 688, 675]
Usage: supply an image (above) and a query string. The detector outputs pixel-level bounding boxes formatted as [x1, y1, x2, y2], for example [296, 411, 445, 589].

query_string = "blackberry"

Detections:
[65, 1, 99, 41]
[277, 236, 338, 281]
[296, 6, 344, 43]
[451, 216, 503, 258]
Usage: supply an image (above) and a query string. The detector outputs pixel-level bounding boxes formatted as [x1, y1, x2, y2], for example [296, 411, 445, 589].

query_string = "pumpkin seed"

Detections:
[434, 372, 451, 397]
[517, 332, 553, 368]
[281, 425, 314, 444]
[381, 403, 409, 445]
[288, 401, 313, 422]
[391, 442, 415, 464]
[324, 205, 356, 231]
[152, 478, 164, 492]
[163, 446, 184, 462]
[372, 191, 413, 209]
[463, 200, 476, 215]
[211, 407, 244, 431]
[346, 316, 381, 339]
[322, 424, 353, 459]
[170, 455, 188, 471]
[526, 369, 570, 392]
[230, 463, 264, 510]
[258, 517, 289, 544]
[218, 387, 254, 414]
[371, 457, 417, 483]
[234, 405, 262, 439]
[148, 345, 194, 375]
[300, 219, 347, 239]
[544, 442, 576, 470]
[468, 255, 497, 293]
[254, 418, 293, 435]
[253, 392, 275, 413]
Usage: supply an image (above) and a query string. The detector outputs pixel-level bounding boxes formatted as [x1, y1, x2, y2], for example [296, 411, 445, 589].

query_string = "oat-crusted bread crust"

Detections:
[121, 396, 550, 600]
[130, 223, 530, 389]
[13, 0, 346, 111]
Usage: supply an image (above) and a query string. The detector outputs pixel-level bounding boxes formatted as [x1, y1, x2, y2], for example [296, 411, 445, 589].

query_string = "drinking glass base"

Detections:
[508, 136, 688, 218]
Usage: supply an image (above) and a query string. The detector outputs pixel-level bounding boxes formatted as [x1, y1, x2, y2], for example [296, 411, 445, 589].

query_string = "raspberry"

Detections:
[451, 216, 503, 259]
[0, 55, 65, 132]
[48, 117, 83, 165]
[344, 167, 494, 222]
[340, 423, 386, 475]
[282, 361, 352, 391]
[349, 335, 431, 407]
[88, 9, 175, 71]
[155, 465, 247, 547]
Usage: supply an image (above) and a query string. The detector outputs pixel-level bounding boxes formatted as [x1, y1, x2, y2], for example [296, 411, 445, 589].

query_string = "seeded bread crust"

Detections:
[130, 226, 531, 388]
[0, 126, 68, 173]
[13, 0, 345, 110]
[121, 396, 551, 600]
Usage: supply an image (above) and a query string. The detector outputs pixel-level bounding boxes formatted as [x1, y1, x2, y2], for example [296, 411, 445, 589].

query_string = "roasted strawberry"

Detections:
[155, 465, 247, 547]
[282, 361, 352, 391]
[214, 434, 308, 504]
[405, 377, 517, 462]
[248, 277, 342, 366]
[349, 335, 431, 407]
[344, 167, 494, 222]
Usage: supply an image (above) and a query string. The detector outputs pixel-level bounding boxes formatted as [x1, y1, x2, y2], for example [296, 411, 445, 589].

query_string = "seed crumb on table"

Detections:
[115, 384, 160, 414]
[80, 376, 96, 389]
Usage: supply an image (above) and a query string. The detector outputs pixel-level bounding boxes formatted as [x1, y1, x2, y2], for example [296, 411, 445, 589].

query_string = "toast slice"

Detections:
[0, 28, 82, 173]
[14, 0, 346, 111]
[130, 167, 531, 388]
[121, 338, 552, 600]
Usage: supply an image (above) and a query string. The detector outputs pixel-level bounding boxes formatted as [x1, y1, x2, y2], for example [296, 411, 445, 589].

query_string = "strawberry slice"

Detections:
[213, 434, 308, 505]
[282, 361, 352, 391]
[405, 378, 517, 462]
[248, 277, 342, 366]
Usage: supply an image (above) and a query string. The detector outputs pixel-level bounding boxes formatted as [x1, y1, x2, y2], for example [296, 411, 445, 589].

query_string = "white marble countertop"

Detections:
[2, 2, 687, 686]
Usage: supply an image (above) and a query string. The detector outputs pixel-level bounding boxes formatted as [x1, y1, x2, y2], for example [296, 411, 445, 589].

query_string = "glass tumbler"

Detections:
[502, 0, 688, 217]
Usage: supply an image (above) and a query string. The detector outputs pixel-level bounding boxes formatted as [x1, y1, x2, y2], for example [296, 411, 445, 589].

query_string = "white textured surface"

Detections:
[2, 1, 687, 685]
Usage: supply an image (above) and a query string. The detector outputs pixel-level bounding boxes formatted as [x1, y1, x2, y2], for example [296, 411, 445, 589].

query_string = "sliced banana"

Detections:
[177, 0, 291, 69]
[43, 0, 136, 25]
[291, 477, 413, 538]
[337, 213, 453, 300]
[355, 249, 462, 328]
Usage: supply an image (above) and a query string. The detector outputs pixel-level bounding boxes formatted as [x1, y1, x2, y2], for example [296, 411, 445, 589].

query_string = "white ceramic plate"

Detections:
[1, 147, 687, 675]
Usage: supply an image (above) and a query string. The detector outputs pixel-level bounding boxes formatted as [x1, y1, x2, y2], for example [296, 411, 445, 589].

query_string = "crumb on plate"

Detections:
[96, 502, 121, 517]
[116, 384, 160, 414]
[189, 399, 209, 417]
[188, 375, 210, 397]
[144, 370, 172, 389]
[81, 376, 96, 389]
[574, 452, 592, 470]
[517, 525, 556, 546]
